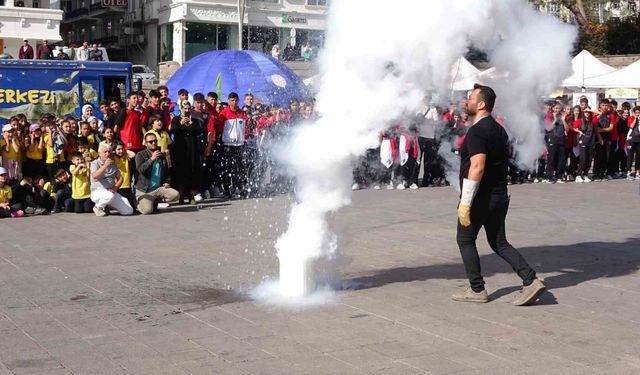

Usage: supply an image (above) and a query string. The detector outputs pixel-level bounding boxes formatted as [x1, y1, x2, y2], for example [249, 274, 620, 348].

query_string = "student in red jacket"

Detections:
[18, 39, 34, 60]
[117, 93, 144, 154]
[217, 92, 249, 198]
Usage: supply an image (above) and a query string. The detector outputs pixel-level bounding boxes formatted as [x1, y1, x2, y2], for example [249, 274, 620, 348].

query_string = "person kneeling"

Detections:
[89, 144, 134, 217]
[134, 133, 180, 214]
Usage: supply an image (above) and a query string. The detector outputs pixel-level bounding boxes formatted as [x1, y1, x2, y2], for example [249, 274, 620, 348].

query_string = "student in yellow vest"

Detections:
[77, 137, 98, 160]
[44, 119, 67, 181]
[98, 127, 115, 151]
[0, 167, 24, 218]
[79, 121, 97, 150]
[69, 152, 94, 213]
[24, 123, 46, 179]
[1, 124, 23, 182]
[113, 140, 135, 209]
[146, 115, 173, 152]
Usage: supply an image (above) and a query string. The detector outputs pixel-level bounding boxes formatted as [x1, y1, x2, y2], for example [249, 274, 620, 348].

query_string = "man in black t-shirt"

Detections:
[453, 84, 544, 306]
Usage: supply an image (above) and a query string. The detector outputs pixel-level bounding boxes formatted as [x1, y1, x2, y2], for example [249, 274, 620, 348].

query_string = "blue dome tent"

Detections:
[166, 50, 309, 107]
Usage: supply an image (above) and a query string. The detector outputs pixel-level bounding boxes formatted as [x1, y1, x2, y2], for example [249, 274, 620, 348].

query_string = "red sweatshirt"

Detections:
[118, 109, 143, 151]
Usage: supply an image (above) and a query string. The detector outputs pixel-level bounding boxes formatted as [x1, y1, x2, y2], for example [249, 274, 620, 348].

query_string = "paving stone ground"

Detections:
[1, 180, 640, 374]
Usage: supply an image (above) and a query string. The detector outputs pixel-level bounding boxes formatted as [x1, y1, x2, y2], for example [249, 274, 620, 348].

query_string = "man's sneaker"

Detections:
[635, 174, 640, 180]
[451, 287, 489, 303]
[409, 183, 419, 190]
[533, 178, 540, 183]
[396, 183, 406, 190]
[373, 185, 381, 190]
[33, 207, 47, 216]
[575, 175, 584, 183]
[193, 193, 203, 202]
[557, 178, 565, 184]
[351, 183, 360, 191]
[93, 206, 107, 217]
[157, 203, 170, 209]
[606, 175, 614, 181]
[10, 210, 24, 218]
[583, 176, 592, 183]
[513, 278, 546, 306]
[386, 183, 395, 190]
[627, 173, 634, 181]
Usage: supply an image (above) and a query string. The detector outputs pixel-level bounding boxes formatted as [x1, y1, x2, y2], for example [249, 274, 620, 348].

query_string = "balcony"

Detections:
[0, 5, 63, 41]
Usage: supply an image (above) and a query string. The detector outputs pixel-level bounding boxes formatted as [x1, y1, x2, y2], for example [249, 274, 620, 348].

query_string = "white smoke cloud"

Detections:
[273, 0, 577, 298]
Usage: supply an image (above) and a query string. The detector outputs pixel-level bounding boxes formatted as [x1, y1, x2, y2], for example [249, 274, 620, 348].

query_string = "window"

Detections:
[307, 0, 327, 6]
[251, 0, 278, 2]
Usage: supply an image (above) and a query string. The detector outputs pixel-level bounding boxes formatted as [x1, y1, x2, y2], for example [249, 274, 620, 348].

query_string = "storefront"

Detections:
[155, 1, 326, 66]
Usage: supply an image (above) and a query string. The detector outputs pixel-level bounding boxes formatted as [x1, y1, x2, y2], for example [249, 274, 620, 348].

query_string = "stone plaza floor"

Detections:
[1, 180, 639, 374]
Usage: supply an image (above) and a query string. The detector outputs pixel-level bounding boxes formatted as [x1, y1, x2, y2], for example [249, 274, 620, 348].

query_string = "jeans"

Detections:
[456, 192, 536, 292]
[90, 189, 134, 216]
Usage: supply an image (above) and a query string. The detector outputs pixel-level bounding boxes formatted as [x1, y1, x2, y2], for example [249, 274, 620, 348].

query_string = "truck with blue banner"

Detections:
[0, 60, 132, 121]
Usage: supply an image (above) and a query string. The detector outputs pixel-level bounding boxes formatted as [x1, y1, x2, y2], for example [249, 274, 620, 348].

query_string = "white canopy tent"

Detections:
[582, 58, 640, 88]
[449, 57, 481, 86]
[562, 50, 617, 88]
[451, 67, 505, 91]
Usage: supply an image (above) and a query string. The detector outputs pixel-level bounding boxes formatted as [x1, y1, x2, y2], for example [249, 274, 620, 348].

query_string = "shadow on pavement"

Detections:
[341, 238, 640, 299]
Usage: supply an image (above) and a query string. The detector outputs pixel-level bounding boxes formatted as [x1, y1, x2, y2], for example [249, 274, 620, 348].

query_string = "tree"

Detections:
[559, 0, 591, 28]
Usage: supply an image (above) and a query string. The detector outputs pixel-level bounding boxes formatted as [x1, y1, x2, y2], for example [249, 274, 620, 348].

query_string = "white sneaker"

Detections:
[157, 203, 170, 209]
[193, 193, 203, 202]
[396, 183, 406, 190]
[351, 183, 360, 191]
[583, 176, 592, 183]
[203, 190, 211, 199]
[386, 183, 395, 190]
[627, 173, 634, 181]
[542, 179, 553, 184]
[557, 179, 565, 184]
[373, 185, 381, 190]
[575, 176, 584, 183]
[533, 179, 540, 183]
[635, 174, 640, 180]
[409, 183, 419, 190]
[93, 206, 107, 217]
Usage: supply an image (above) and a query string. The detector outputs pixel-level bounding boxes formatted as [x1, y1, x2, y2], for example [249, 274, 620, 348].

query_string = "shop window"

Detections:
[307, 0, 327, 6]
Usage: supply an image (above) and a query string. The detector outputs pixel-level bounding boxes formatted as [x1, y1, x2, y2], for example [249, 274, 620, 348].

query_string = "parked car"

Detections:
[132, 65, 156, 82]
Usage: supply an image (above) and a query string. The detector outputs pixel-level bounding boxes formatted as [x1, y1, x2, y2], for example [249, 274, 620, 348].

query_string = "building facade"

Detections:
[0, 0, 63, 58]
[60, 0, 327, 72]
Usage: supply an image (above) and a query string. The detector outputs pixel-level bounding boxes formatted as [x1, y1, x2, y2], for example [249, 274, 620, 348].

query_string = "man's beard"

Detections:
[464, 105, 476, 116]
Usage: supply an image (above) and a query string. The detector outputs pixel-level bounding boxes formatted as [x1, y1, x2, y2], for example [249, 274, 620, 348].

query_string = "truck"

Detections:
[0, 60, 132, 121]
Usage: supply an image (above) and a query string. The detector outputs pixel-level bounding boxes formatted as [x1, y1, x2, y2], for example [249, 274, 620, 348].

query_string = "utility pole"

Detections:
[238, 0, 246, 50]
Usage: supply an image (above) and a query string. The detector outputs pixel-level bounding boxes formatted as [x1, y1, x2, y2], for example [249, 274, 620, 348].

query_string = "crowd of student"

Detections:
[351, 96, 640, 190]
[1, 87, 638, 218]
[0, 86, 317, 218]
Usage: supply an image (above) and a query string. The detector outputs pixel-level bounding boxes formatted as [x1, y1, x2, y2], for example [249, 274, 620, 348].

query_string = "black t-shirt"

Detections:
[459, 116, 508, 195]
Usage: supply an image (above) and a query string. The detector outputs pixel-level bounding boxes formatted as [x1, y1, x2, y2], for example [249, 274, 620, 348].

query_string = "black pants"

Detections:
[220, 145, 245, 193]
[593, 141, 610, 177]
[418, 137, 438, 186]
[545, 144, 565, 180]
[565, 148, 578, 177]
[456, 193, 536, 292]
[627, 142, 640, 172]
[606, 141, 620, 176]
[577, 145, 593, 177]
[401, 155, 418, 186]
[54, 189, 73, 212]
[72, 198, 94, 213]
